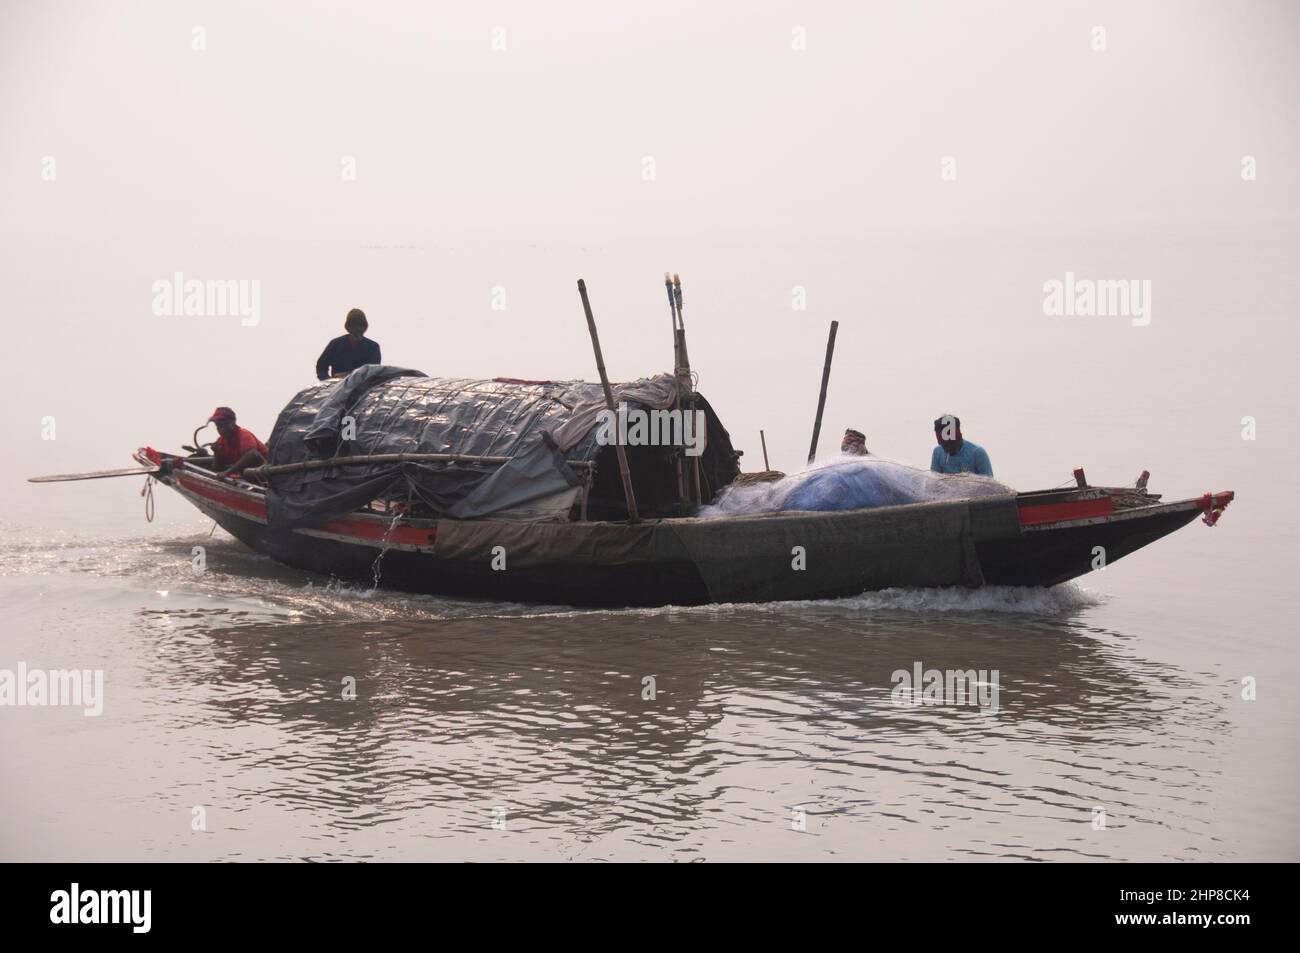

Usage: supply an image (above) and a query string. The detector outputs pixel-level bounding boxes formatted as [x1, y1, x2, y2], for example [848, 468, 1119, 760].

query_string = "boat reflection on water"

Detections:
[132, 586, 1231, 861]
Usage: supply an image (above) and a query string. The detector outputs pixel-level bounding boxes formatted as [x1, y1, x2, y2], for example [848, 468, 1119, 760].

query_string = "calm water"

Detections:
[2, 473, 1296, 862]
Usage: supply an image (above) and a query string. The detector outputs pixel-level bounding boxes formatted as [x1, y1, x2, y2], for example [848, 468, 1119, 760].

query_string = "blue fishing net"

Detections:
[698, 456, 1012, 517]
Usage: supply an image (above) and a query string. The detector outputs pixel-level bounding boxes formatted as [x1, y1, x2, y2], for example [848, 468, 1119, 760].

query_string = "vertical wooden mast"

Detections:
[807, 319, 839, 464]
[577, 279, 639, 522]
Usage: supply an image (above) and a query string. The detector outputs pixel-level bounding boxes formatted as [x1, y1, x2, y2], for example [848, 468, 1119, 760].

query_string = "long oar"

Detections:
[28, 467, 158, 483]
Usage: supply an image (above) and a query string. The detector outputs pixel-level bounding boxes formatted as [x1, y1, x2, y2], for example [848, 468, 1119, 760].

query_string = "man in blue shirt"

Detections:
[316, 308, 382, 380]
[930, 414, 993, 476]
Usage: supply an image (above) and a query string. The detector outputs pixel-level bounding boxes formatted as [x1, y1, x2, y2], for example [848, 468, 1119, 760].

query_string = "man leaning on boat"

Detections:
[208, 407, 268, 480]
[930, 414, 993, 476]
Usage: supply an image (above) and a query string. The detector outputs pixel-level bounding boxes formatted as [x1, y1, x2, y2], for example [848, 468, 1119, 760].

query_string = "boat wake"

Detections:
[0, 528, 489, 623]
[0, 526, 1103, 626]
[510, 581, 1102, 623]
[828, 582, 1102, 614]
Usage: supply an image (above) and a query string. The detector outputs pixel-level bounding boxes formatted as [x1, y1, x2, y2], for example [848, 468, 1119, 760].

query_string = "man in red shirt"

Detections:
[208, 407, 269, 480]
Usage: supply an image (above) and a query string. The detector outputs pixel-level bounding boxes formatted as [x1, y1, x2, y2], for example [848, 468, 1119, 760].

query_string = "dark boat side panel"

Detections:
[977, 508, 1201, 587]
[194, 494, 1025, 607]
[196, 500, 714, 607]
[187, 480, 1207, 607]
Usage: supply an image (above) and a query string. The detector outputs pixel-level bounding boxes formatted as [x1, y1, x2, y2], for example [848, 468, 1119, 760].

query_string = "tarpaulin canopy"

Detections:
[262, 365, 730, 529]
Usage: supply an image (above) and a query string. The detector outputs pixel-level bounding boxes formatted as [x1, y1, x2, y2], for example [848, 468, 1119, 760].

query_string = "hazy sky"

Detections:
[2, 0, 1296, 520]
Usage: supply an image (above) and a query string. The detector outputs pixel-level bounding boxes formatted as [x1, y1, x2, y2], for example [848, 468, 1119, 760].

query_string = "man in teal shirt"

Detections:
[930, 414, 993, 476]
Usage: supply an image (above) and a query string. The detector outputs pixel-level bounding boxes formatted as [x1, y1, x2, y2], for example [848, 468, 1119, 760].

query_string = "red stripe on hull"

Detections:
[1018, 496, 1114, 527]
[175, 471, 438, 547]
[177, 472, 266, 519]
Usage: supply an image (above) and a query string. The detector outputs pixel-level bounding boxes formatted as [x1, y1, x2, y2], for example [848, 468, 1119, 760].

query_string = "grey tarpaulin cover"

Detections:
[264, 365, 681, 529]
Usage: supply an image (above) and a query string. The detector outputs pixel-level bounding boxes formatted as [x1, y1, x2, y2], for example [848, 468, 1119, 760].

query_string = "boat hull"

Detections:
[977, 506, 1202, 587]
[162, 464, 1227, 607]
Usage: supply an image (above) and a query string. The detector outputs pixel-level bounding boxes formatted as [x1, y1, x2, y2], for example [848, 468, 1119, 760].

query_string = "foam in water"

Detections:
[827, 583, 1102, 615]
[518, 583, 1101, 622]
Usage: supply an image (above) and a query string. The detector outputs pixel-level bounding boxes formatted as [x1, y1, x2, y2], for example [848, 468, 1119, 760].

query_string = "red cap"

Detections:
[208, 407, 236, 423]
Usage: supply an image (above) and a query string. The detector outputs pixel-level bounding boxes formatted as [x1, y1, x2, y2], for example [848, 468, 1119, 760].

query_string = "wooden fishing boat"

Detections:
[128, 445, 1233, 608]
[33, 281, 1234, 608]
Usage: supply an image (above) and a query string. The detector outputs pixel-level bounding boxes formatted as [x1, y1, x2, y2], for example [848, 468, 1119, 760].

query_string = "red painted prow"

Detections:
[1197, 490, 1235, 527]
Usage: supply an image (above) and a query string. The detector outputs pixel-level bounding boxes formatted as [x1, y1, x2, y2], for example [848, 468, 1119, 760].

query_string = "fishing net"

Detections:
[697, 456, 1012, 518]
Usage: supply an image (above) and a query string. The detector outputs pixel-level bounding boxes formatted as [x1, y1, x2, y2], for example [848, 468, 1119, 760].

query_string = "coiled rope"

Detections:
[141, 476, 155, 522]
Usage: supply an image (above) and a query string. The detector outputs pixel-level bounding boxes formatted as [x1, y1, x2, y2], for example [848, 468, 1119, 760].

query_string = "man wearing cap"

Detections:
[208, 407, 269, 480]
[930, 414, 993, 477]
[316, 308, 382, 380]
[840, 428, 869, 456]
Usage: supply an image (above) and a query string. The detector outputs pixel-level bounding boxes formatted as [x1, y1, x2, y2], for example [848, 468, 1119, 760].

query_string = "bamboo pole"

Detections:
[676, 275, 707, 504]
[577, 279, 639, 522]
[242, 451, 593, 479]
[665, 273, 688, 506]
[673, 274, 691, 388]
[806, 319, 839, 464]
[760, 430, 770, 471]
